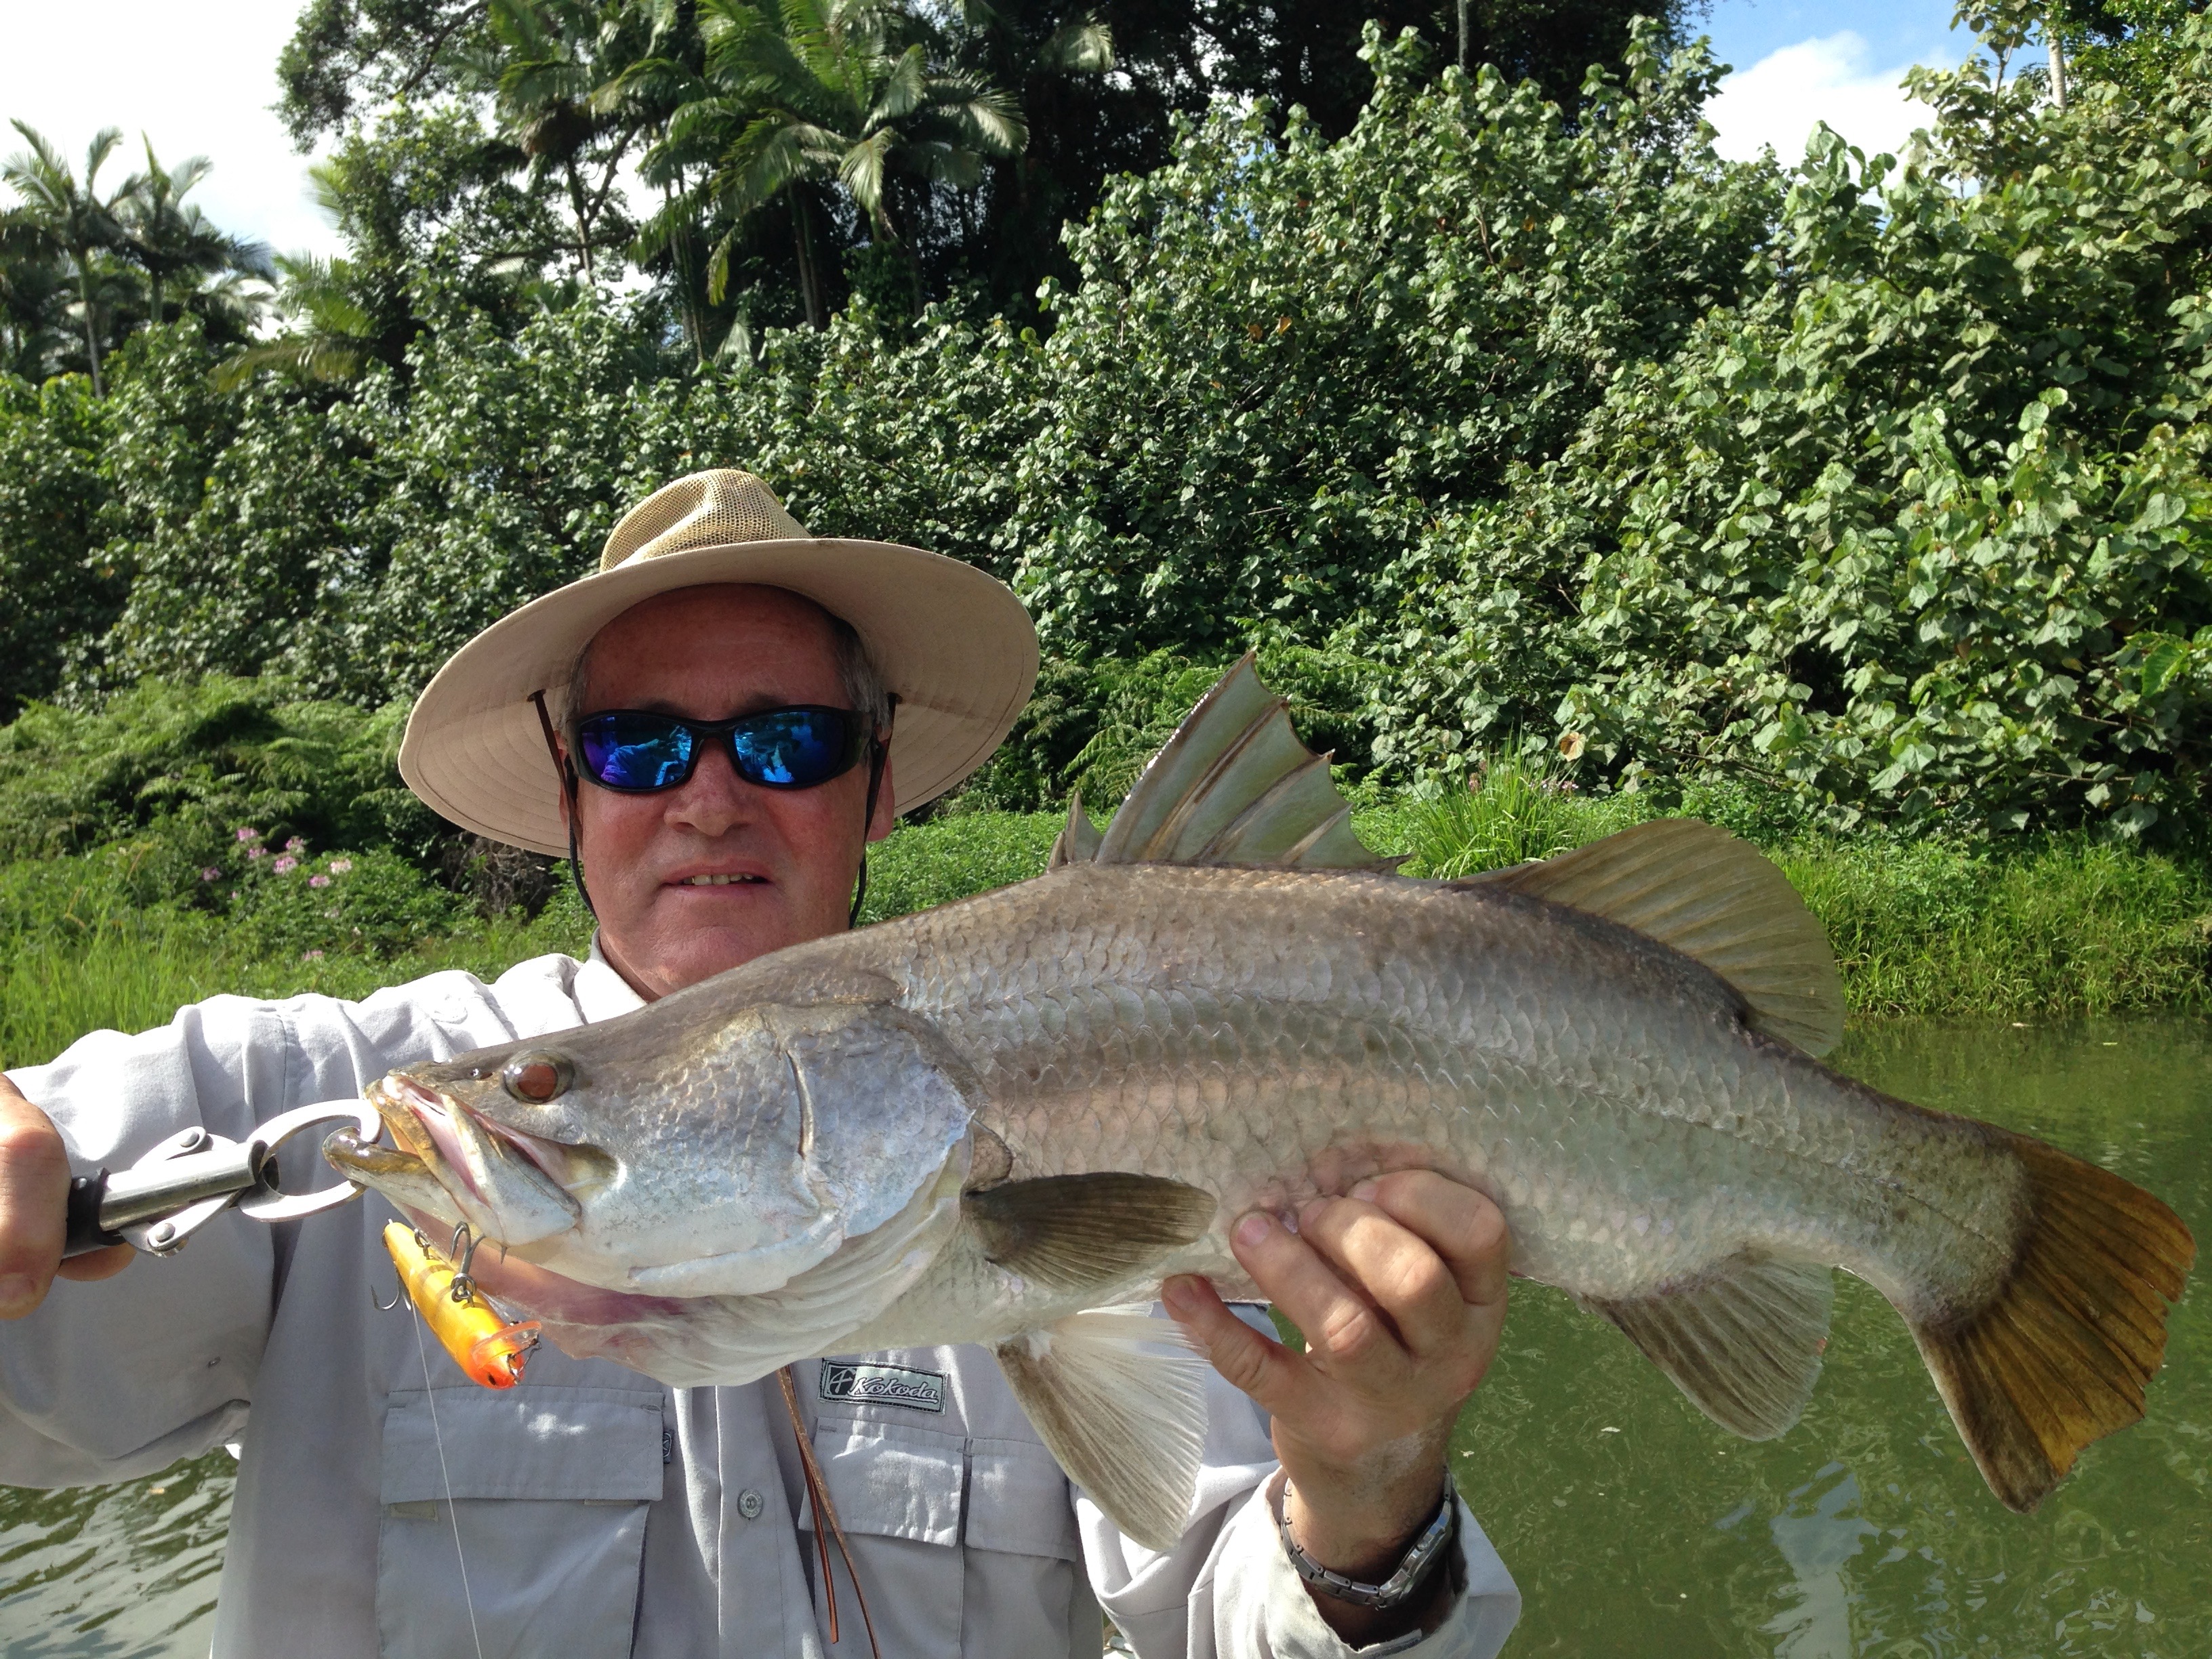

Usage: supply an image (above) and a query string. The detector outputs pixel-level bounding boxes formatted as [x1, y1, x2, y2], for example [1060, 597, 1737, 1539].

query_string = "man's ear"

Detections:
[867, 754, 897, 844]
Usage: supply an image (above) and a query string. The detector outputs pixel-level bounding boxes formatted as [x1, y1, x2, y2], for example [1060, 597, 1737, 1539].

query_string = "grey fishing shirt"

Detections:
[1, 947, 1521, 1659]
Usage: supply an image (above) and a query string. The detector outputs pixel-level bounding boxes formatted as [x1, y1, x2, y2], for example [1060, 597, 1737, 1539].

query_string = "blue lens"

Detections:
[577, 714, 697, 790]
[731, 708, 851, 787]
[573, 708, 863, 792]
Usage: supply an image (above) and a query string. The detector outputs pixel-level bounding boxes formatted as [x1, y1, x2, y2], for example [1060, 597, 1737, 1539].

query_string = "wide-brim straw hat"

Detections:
[400, 469, 1038, 857]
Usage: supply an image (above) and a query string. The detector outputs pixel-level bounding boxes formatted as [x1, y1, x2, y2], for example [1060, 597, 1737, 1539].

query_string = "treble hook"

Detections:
[448, 1222, 482, 1303]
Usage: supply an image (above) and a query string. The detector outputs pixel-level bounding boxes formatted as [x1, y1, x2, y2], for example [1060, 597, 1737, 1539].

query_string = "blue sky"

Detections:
[1696, 0, 1996, 165]
[0, 1, 1997, 266]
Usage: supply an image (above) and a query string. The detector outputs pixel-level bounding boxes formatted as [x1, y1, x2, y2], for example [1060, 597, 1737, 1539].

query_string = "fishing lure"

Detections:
[380, 1221, 541, 1389]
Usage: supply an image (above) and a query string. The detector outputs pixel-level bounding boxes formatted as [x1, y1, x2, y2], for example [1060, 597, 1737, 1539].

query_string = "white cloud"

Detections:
[1706, 33, 1936, 168]
[0, 0, 341, 260]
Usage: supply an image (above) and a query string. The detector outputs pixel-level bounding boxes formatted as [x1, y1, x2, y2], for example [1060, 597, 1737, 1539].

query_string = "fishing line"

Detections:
[412, 1307, 489, 1659]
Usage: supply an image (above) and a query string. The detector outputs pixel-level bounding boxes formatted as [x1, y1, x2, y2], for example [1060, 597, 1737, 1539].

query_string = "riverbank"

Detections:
[4, 800, 2206, 1071]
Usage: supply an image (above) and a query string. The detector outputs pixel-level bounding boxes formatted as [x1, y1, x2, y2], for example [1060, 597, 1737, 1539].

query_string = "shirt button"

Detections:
[737, 1488, 764, 1520]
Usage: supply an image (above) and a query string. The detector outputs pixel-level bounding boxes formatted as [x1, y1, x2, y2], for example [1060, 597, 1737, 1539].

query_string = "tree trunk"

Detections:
[2049, 24, 2068, 109]
[567, 160, 594, 279]
[794, 190, 825, 331]
[76, 259, 102, 397]
[1458, 0, 1473, 75]
[150, 270, 165, 328]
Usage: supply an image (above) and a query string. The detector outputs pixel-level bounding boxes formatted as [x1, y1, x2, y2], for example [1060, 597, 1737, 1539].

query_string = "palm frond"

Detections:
[837, 127, 894, 230]
[871, 43, 928, 125]
[1038, 14, 1113, 75]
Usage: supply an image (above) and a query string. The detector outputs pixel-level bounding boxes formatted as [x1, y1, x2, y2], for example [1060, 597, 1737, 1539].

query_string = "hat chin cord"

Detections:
[531, 691, 598, 922]
[531, 691, 893, 936]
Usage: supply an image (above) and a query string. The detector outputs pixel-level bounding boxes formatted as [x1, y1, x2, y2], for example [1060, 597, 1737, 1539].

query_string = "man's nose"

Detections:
[665, 739, 759, 835]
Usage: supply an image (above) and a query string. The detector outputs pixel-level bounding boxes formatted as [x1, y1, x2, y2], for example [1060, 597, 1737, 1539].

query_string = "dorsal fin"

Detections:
[1473, 818, 1845, 1056]
[1048, 655, 1396, 872]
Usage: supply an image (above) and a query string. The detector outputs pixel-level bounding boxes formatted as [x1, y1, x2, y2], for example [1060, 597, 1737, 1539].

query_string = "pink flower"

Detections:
[309, 874, 331, 888]
[200, 867, 221, 882]
[273, 855, 299, 875]
[235, 826, 261, 842]
[301, 949, 325, 961]
[327, 858, 353, 875]
[245, 846, 267, 861]
[285, 837, 305, 853]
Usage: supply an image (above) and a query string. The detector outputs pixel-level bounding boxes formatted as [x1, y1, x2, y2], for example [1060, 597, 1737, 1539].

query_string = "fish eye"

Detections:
[501, 1052, 573, 1104]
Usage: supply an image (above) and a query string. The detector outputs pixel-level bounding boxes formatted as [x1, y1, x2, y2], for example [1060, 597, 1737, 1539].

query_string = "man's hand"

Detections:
[0, 1072, 131, 1318]
[1162, 1171, 1509, 1644]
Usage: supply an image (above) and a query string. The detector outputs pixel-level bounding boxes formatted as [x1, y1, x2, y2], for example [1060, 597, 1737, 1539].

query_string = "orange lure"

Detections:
[381, 1221, 541, 1389]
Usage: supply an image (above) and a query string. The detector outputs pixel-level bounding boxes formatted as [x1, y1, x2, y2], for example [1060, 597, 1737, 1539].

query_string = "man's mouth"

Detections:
[676, 872, 764, 886]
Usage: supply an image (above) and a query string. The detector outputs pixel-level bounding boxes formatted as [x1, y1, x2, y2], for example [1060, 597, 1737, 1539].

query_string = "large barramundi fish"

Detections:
[327, 659, 2195, 1549]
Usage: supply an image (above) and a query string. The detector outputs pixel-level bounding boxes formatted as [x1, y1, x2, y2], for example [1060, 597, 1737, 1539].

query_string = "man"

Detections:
[0, 470, 1519, 1656]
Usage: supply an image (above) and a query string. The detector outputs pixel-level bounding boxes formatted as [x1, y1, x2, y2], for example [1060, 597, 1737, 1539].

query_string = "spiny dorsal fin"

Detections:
[1475, 819, 1845, 1056]
[1581, 1254, 1835, 1440]
[1047, 791, 1103, 869]
[995, 1309, 1210, 1551]
[1065, 655, 1396, 871]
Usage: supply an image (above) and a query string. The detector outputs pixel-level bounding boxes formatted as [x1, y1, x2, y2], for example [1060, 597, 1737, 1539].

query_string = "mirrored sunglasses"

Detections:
[573, 705, 871, 794]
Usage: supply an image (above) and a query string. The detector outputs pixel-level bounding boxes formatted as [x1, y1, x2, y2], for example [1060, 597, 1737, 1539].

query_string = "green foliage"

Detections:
[856, 808, 1064, 923]
[1780, 836, 2212, 1017]
[5, 12, 2212, 847]
[1370, 18, 2212, 838]
[0, 676, 432, 867]
[1362, 752, 1643, 877]
[0, 376, 115, 718]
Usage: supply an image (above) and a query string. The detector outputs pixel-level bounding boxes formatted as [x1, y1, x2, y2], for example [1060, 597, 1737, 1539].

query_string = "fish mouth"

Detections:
[352, 1073, 589, 1246]
[367, 1073, 487, 1202]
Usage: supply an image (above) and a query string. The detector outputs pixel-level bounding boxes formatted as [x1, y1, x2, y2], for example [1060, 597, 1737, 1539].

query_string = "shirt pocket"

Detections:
[376, 1385, 665, 1659]
[802, 1417, 967, 1654]
[963, 1437, 1080, 1563]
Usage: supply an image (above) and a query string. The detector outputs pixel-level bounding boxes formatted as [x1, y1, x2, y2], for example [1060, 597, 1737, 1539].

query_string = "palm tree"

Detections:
[0, 210, 76, 380]
[212, 253, 377, 390]
[460, 0, 655, 278]
[637, 0, 1027, 327]
[116, 139, 274, 326]
[1, 123, 132, 394]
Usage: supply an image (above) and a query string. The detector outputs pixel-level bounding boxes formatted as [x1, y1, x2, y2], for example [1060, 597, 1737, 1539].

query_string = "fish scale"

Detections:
[327, 657, 2194, 1551]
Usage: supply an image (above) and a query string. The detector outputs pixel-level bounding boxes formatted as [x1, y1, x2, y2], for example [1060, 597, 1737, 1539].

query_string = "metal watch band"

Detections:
[1277, 1476, 1459, 1611]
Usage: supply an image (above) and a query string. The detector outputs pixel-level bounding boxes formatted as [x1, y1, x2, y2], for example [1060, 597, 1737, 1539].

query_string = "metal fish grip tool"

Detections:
[62, 1101, 384, 1257]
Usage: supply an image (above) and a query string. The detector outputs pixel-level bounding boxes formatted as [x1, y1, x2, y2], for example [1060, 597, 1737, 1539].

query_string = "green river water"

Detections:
[1, 1017, 2205, 1655]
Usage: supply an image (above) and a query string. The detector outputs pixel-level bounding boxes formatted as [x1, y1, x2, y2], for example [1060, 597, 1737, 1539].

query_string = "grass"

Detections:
[4, 775, 2207, 1071]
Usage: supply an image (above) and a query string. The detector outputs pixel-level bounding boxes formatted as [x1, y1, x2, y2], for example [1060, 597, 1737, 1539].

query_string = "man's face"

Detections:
[565, 583, 895, 1000]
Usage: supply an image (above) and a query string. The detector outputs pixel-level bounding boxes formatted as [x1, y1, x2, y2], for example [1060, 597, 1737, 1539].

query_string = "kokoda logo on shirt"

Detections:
[818, 1359, 947, 1413]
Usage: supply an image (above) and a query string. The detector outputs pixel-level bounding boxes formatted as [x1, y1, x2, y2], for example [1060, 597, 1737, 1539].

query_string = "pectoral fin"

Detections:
[995, 1309, 1210, 1551]
[1582, 1254, 1835, 1440]
[964, 1173, 1216, 1293]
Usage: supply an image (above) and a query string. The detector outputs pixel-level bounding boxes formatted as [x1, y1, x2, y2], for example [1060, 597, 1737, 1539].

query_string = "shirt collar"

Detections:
[579, 935, 649, 1022]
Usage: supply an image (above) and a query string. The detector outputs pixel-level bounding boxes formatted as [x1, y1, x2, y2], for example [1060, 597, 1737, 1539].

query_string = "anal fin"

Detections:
[996, 1309, 1210, 1551]
[1582, 1254, 1835, 1439]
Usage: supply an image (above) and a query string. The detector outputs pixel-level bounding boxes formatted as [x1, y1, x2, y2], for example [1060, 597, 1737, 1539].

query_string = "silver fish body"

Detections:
[329, 661, 2192, 1544]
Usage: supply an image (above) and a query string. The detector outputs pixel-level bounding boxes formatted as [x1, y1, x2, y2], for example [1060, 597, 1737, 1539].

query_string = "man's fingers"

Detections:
[1227, 1211, 1406, 1381]
[1295, 1193, 1471, 1358]
[1162, 1273, 1321, 1420]
[1351, 1171, 1511, 1311]
[0, 1079, 70, 1319]
[57, 1244, 136, 1283]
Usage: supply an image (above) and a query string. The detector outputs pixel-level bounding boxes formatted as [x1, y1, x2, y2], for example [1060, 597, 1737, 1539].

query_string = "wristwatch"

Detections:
[1277, 1475, 1460, 1611]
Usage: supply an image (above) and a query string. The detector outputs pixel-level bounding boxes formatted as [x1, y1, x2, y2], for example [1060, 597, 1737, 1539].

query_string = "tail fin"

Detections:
[1912, 1134, 2194, 1511]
